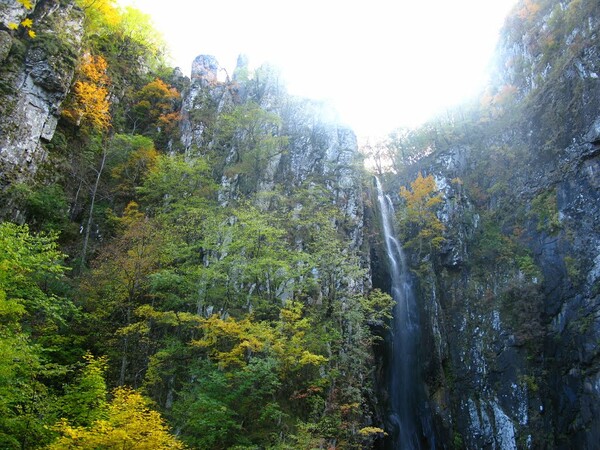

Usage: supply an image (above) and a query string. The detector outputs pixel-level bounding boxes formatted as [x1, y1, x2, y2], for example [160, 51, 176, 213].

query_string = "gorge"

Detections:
[375, 176, 434, 449]
[0, 0, 599, 449]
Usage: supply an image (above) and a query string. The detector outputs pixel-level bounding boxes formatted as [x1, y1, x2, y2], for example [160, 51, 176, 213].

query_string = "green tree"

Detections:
[218, 102, 287, 193]
[59, 354, 108, 427]
[0, 223, 72, 448]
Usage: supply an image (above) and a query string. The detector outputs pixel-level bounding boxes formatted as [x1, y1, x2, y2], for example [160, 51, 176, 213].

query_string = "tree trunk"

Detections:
[80, 144, 107, 271]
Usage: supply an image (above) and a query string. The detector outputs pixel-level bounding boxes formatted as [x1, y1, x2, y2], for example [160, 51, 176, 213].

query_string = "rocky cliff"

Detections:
[375, 0, 600, 448]
[0, 0, 83, 188]
[181, 54, 365, 251]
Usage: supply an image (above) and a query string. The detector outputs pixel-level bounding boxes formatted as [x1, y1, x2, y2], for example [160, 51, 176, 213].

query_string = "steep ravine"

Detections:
[374, 1, 600, 448]
[0, 0, 599, 448]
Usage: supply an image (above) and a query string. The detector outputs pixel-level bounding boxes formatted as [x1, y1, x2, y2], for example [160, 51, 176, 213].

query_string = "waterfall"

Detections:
[374, 177, 434, 450]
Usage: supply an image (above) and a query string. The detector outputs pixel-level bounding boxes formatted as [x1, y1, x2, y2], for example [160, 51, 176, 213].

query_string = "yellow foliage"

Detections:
[358, 426, 386, 436]
[192, 302, 326, 373]
[17, 0, 33, 9]
[7, 8, 35, 37]
[76, 0, 121, 29]
[48, 387, 185, 449]
[193, 315, 274, 368]
[399, 172, 445, 253]
[62, 55, 111, 131]
[80, 53, 109, 84]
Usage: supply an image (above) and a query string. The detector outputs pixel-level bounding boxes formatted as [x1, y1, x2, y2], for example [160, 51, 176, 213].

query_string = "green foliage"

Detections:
[108, 133, 158, 202]
[0, 222, 74, 448]
[361, 288, 395, 326]
[5, 183, 70, 233]
[517, 254, 543, 282]
[59, 354, 108, 427]
[472, 216, 516, 271]
[0, 13, 383, 446]
[218, 102, 287, 193]
[138, 153, 216, 215]
[563, 255, 583, 285]
[0, 222, 70, 327]
[530, 189, 561, 234]
[75, 0, 166, 72]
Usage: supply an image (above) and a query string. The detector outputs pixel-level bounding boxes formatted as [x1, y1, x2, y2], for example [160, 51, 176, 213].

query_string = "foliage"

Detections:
[62, 54, 111, 132]
[7, 0, 35, 38]
[59, 354, 108, 427]
[0, 15, 385, 448]
[530, 189, 561, 234]
[0, 223, 73, 448]
[218, 102, 287, 192]
[131, 78, 181, 145]
[48, 387, 185, 449]
[75, 0, 165, 65]
[0, 222, 69, 327]
[4, 183, 70, 233]
[397, 172, 445, 257]
[109, 134, 158, 202]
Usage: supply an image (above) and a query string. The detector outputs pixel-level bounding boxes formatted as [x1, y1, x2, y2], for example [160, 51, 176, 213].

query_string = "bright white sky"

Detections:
[119, 0, 518, 137]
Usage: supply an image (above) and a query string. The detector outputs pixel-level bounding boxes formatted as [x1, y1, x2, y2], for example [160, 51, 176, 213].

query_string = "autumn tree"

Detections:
[80, 202, 169, 386]
[48, 387, 185, 449]
[62, 54, 111, 132]
[131, 78, 181, 146]
[397, 172, 445, 257]
[109, 134, 158, 203]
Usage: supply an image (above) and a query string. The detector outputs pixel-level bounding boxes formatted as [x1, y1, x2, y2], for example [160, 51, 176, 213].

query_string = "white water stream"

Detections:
[375, 177, 434, 449]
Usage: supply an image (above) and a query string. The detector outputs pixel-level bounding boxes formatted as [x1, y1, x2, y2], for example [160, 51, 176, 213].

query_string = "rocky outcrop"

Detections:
[180, 54, 365, 251]
[0, 0, 83, 187]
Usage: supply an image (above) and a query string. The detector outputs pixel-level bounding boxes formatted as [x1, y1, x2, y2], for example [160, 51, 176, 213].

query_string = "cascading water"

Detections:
[374, 177, 434, 450]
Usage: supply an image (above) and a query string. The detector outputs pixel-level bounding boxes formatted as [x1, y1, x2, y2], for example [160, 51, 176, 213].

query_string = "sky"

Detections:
[118, 0, 518, 137]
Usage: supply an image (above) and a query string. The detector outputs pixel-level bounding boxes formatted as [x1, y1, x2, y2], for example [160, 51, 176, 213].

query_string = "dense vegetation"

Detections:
[0, 0, 392, 448]
[3, 0, 599, 447]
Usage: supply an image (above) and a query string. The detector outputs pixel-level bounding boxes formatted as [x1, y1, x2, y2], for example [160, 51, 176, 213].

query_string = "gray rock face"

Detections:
[382, 3, 600, 447]
[181, 56, 364, 247]
[0, 0, 83, 187]
[0, 0, 36, 28]
[180, 54, 236, 154]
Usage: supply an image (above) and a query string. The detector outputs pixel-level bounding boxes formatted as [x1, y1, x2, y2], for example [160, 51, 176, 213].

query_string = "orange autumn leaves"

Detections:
[62, 54, 111, 132]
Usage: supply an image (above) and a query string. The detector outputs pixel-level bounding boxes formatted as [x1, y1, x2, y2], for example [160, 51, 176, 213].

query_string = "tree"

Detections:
[81, 201, 168, 386]
[218, 102, 288, 193]
[59, 354, 109, 427]
[131, 78, 181, 141]
[48, 387, 185, 449]
[62, 54, 111, 132]
[0, 223, 71, 449]
[109, 134, 158, 203]
[398, 172, 445, 256]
